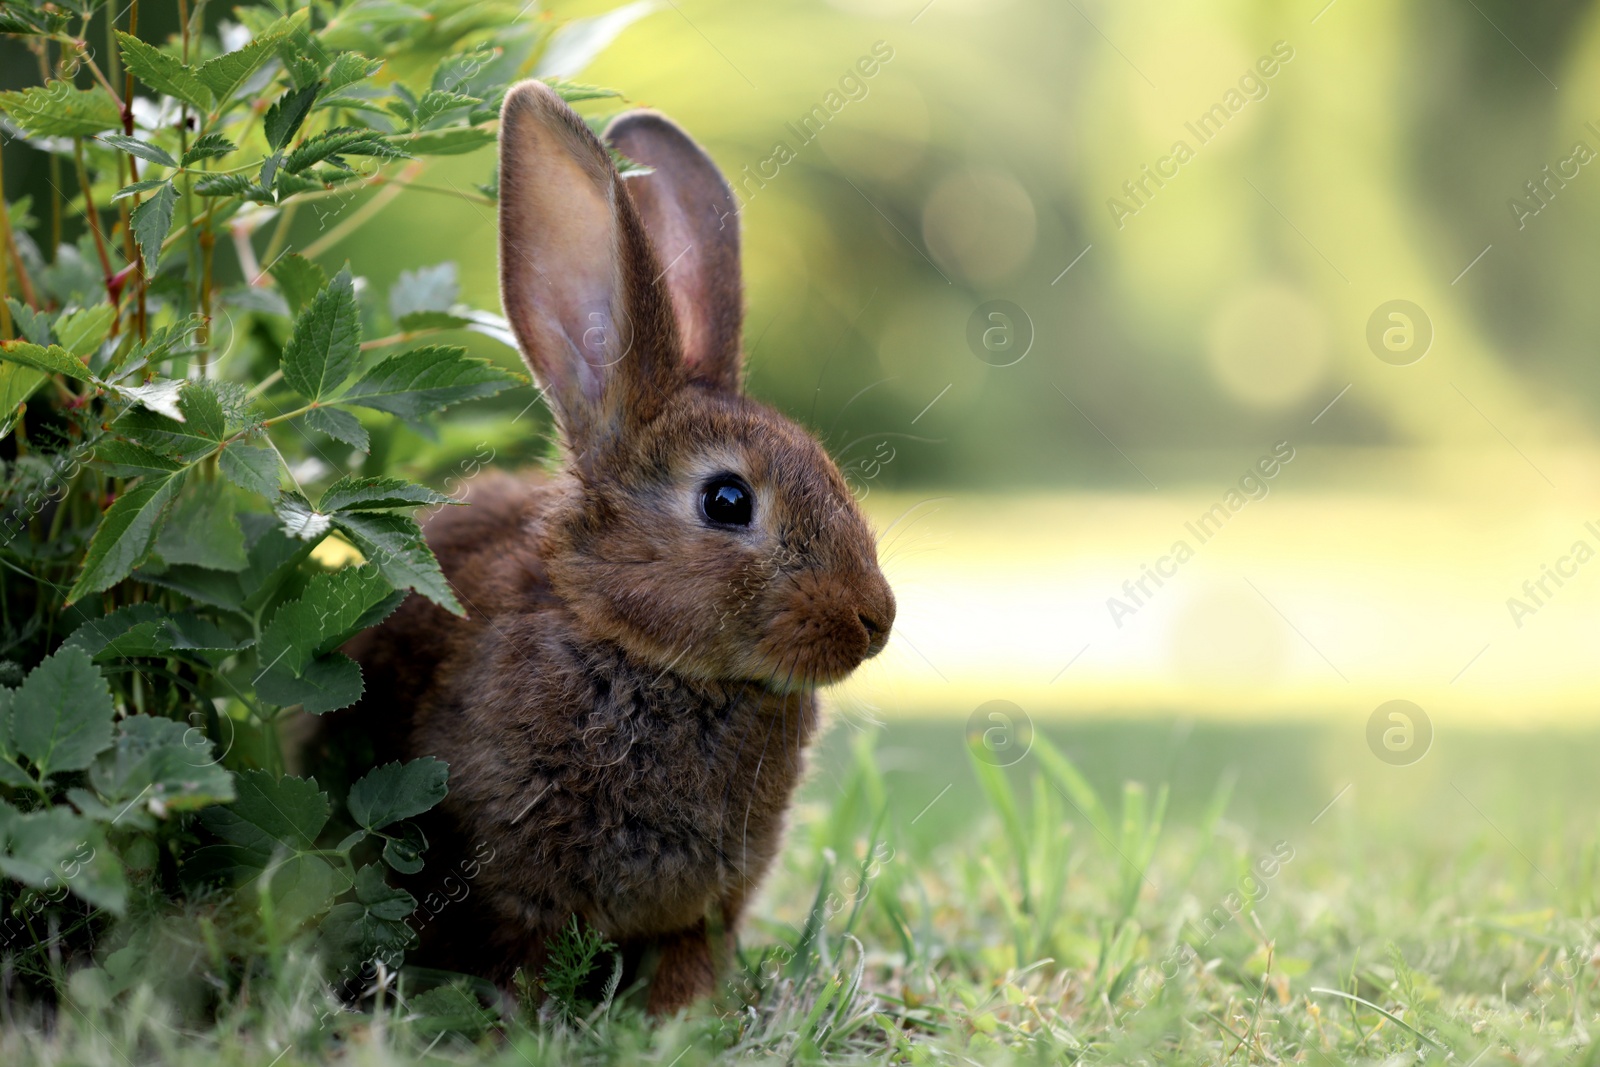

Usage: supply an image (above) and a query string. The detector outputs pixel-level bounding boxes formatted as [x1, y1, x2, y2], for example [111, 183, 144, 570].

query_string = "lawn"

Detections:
[2, 716, 1593, 1066]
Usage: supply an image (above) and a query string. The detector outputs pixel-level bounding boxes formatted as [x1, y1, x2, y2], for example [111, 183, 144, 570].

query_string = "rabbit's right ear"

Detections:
[498, 81, 679, 453]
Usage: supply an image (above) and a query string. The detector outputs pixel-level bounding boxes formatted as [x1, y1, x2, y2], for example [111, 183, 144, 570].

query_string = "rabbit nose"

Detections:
[857, 587, 895, 659]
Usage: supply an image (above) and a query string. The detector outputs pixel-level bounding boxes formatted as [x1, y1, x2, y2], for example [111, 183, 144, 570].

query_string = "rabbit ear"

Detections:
[605, 110, 744, 394]
[498, 81, 680, 451]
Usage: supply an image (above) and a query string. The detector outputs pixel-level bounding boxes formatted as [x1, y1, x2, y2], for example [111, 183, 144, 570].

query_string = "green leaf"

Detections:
[200, 769, 329, 856]
[303, 405, 369, 451]
[0, 803, 127, 913]
[194, 173, 273, 201]
[8, 645, 116, 781]
[92, 440, 183, 478]
[53, 303, 117, 358]
[324, 53, 383, 94]
[116, 31, 209, 111]
[259, 567, 401, 678]
[348, 758, 450, 832]
[64, 603, 165, 659]
[194, 34, 283, 106]
[218, 443, 281, 497]
[180, 134, 237, 167]
[154, 486, 247, 571]
[131, 181, 178, 273]
[381, 821, 427, 874]
[111, 178, 170, 203]
[339, 346, 524, 419]
[281, 266, 361, 400]
[264, 852, 343, 928]
[112, 381, 224, 460]
[263, 83, 320, 151]
[0, 7, 73, 34]
[0, 81, 121, 137]
[0, 364, 46, 438]
[88, 715, 235, 812]
[335, 510, 463, 615]
[285, 128, 407, 173]
[399, 127, 496, 157]
[0, 339, 94, 382]
[67, 469, 188, 602]
[6, 297, 54, 345]
[99, 134, 177, 169]
[255, 655, 364, 716]
[320, 476, 450, 513]
[396, 309, 472, 332]
[267, 253, 326, 314]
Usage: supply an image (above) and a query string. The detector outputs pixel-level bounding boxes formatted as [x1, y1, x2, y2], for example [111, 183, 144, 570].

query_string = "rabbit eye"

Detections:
[701, 475, 754, 527]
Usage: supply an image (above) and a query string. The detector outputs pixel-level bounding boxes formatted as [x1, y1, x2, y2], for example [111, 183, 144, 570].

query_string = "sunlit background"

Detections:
[465, 0, 1600, 728]
[16, 0, 1596, 730]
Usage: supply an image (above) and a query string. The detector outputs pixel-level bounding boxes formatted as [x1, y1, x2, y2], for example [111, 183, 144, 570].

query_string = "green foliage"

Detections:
[0, 0, 624, 1024]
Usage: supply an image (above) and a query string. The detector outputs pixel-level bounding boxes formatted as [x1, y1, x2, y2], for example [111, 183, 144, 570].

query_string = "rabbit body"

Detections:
[347, 81, 894, 1014]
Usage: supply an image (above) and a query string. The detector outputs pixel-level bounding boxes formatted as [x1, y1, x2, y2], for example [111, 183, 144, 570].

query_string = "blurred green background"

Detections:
[8, 0, 1597, 722]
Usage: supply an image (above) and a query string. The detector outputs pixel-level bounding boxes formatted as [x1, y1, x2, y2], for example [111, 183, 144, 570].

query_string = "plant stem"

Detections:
[71, 138, 118, 309]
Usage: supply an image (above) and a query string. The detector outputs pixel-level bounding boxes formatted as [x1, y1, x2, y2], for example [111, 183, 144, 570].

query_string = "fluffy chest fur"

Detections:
[416, 623, 816, 938]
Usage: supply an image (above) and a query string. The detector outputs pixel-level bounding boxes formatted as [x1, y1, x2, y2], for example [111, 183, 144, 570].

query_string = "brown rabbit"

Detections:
[344, 81, 895, 1015]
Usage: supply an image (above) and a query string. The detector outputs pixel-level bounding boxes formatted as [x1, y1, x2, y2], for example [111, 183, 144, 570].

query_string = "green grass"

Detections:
[4, 717, 1598, 1066]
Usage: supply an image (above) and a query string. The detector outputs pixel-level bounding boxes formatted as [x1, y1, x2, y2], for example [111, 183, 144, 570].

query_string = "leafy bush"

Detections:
[0, 0, 641, 1014]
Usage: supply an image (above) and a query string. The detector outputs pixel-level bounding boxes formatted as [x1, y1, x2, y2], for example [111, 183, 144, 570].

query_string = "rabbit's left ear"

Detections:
[606, 111, 744, 394]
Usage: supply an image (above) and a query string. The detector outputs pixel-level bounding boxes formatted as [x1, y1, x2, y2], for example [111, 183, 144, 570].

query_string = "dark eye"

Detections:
[701, 475, 754, 527]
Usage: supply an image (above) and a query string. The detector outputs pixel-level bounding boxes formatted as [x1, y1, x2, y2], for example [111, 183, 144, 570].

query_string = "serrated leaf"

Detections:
[255, 654, 364, 715]
[154, 486, 247, 571]
[354, 861, 416, 919]
[348, 758, 449, 831]
[258, 566, 400, 678]
[324, 52, 382, 94]
[64, 603, 166, 659]
[181, 134, 237, 166]
[194, 34, 283, 105]
[400, 127, 497, 157]
[67, 468, 188, 602]
[264, 852, 343, 928]
[303, 404, 369, 451]
[267, 253, 325, 314]
[131, 181, 177, 273]
[218, 443, 280, 497]
[339, 345, 524, 419]
[0, 364, 47, 438]
[0, 339, 94, 382]
[111, 178, 171, 202]
[6, 298, 54, 345]
[0, 81, 122, 137]
[92, 440, 183, 478]
[54, 303, 116, 358]
[0, 7, 73, 34]
[0, 804, 127, 913]
[8, 645, 116, 781]
[52, 302, 116, 361]
[200, 769, 328, 855]
[116, 31, 210, 111]
[335, 510, 462, 615]
[100, 134, 177, 169]
[274, 492, 331, 541]
[194, 173, 273, 201]
[263, 83, 320, 151]
[396, 309, 473, 332]
[282, 266, 360, 400]
[319, 476, 449, 513]
[88, 715, 235, 812]
[285, 128, 406, 173]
